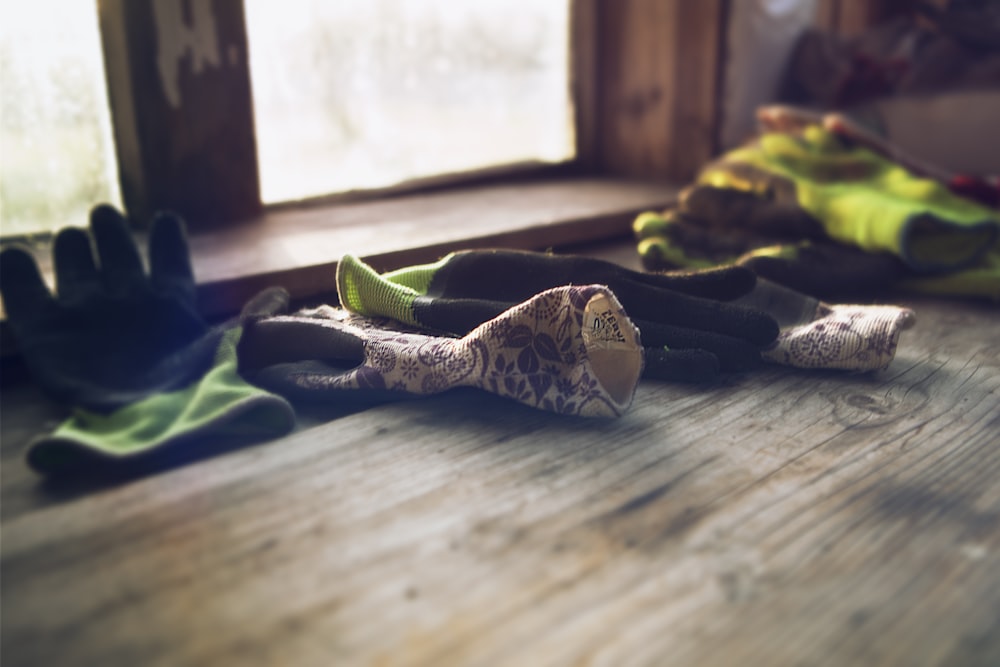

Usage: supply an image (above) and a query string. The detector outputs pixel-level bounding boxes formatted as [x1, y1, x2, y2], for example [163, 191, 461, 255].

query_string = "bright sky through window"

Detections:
[245, 0, 574, 204]
[0, 0, 120, 237]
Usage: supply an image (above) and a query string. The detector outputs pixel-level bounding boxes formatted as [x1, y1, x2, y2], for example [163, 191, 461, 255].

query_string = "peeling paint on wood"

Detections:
[152, 0, 223, 108]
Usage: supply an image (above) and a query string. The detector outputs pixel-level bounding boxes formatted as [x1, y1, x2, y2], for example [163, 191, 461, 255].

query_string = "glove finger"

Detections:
[536, 246, 758, 300]
[740, 243, 907, 300]
[634, 319, 764, 372]
[0, 245, 54, 324]
[53, 226, 100, 303]
[679, 185, 762, 227]
[412, 295, 510, 336]
[548, 252, 756, 300]
[627, 265, 757, 301]
[431, 249, 761, 305]
[610, 280, 779, 346]
[642, 347, 720, 383]
[240, 286, 291, 321]
[149, 211, 196, 303]
[238, 316, 366, 371]
[90, 204, 146, 289]
[635, 215, 773, 273]
[680, 185, 826, 239]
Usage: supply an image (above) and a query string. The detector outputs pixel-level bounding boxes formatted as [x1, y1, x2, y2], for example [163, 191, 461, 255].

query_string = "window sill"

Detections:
[1, 176, 679, 356]
[190, 175, 679, 316]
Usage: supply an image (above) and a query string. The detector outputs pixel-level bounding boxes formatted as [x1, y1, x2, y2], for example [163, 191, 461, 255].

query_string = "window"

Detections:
[1, 0, 575, 236]
[245, 0, 574, 204]
[0, 0, 121, 238]
[1, 0, 741, 320]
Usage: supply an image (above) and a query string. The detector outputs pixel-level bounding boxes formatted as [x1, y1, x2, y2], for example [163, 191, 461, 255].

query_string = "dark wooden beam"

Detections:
[595, 0, 728, 181]
[98, 0, 260, 227]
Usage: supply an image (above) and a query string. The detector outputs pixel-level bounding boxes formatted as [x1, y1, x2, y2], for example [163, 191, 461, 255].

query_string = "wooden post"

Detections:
[97, 0, 260, 227]
[594, 0, 728, 182]
[571, 0, 602, 172]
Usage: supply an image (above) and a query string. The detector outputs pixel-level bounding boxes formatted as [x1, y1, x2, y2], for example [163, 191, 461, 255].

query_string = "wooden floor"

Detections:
[2, 245, 999, 667]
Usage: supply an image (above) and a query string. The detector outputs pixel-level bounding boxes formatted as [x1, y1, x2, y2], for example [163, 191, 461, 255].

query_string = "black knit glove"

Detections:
[0, 205, 220, 411]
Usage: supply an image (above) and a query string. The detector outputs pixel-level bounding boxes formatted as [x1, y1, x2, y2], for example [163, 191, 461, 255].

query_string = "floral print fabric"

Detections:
[258, 285, 644, 418]
[762, 303, 916, 371]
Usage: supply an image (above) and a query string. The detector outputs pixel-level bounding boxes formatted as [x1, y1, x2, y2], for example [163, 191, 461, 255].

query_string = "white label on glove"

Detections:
[582, 294, 633, 350]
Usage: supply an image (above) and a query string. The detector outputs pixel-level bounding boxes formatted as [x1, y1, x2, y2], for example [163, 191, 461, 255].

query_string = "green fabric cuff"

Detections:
[27, 327, 296, 473]
[381, 254, 453, 294]
[703, 125, 1000, 273]
[897, 245, 1000, 300]
[336, 254, 420, 325]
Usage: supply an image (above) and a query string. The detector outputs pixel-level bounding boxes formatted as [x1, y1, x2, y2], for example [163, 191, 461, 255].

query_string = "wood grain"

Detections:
[3, 242, 998, 666]
[598, 0, 727, 181]
[191, 177, 679, 318]
[571, 0, 602, 170]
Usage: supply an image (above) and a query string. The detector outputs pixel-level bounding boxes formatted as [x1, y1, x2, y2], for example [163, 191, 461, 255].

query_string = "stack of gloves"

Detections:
[2, 204, 918, 477]
[634, 120, 1000, 302]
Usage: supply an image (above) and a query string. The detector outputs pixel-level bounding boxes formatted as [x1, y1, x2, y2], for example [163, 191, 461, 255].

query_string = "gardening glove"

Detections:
[351, 251, 780, 380]
[700, 125, 999, 273]
[0, 205, 294, 474]
[338, 252, 780, 383]
[756, 104, 1000, 205]
[635, 124, 1000, 300]
[239, 284, 644, 418]
[634, 186, 910, 300]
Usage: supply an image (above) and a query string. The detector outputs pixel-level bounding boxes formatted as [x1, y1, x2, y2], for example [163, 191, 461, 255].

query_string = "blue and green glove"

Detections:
[0, 205, 295, 474]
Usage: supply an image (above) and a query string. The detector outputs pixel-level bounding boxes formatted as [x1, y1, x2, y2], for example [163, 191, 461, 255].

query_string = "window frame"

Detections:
[2, 0, 905, 328]
[93, 0, 736, 228]
[0, 0, 716, 321]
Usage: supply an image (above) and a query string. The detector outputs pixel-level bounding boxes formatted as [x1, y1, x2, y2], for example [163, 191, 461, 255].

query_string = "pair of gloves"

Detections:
[236, 251, 780, 419]
[634, 123, 1000, 300]
[2, 206, 782, 475]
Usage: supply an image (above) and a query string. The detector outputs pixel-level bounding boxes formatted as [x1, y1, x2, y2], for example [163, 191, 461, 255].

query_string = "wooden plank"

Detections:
[671, 0, 728, 178]
[597, 0, 727, 181]
[571, 0, 602, 170]
[3, 250, 999, 665]
[598, 0, 678, 178]
[98, 0, 261, 226]
[192, 177, 678, 315]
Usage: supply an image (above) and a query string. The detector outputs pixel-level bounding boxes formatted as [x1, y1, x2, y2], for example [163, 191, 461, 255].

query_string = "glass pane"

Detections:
[0, 0, 121, 238]
[245, 0, 574, 204]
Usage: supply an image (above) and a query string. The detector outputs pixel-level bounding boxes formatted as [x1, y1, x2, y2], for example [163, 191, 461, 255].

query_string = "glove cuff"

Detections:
[27, 327, 295, 474]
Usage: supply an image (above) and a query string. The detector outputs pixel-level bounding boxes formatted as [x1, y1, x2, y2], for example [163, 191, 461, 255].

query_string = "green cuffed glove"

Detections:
[28, 325, 296, 473]
[701, 125, 998, 273]
[634, 186, 910, 300]
[337, 252, 780, 383]
[0, 205, 295, 475]
[635, 124, 1000, 300]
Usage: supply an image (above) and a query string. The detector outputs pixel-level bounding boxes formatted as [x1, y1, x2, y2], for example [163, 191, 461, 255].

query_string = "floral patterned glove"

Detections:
[239, 285, 644, 418]
[339, 253, 779, 383]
